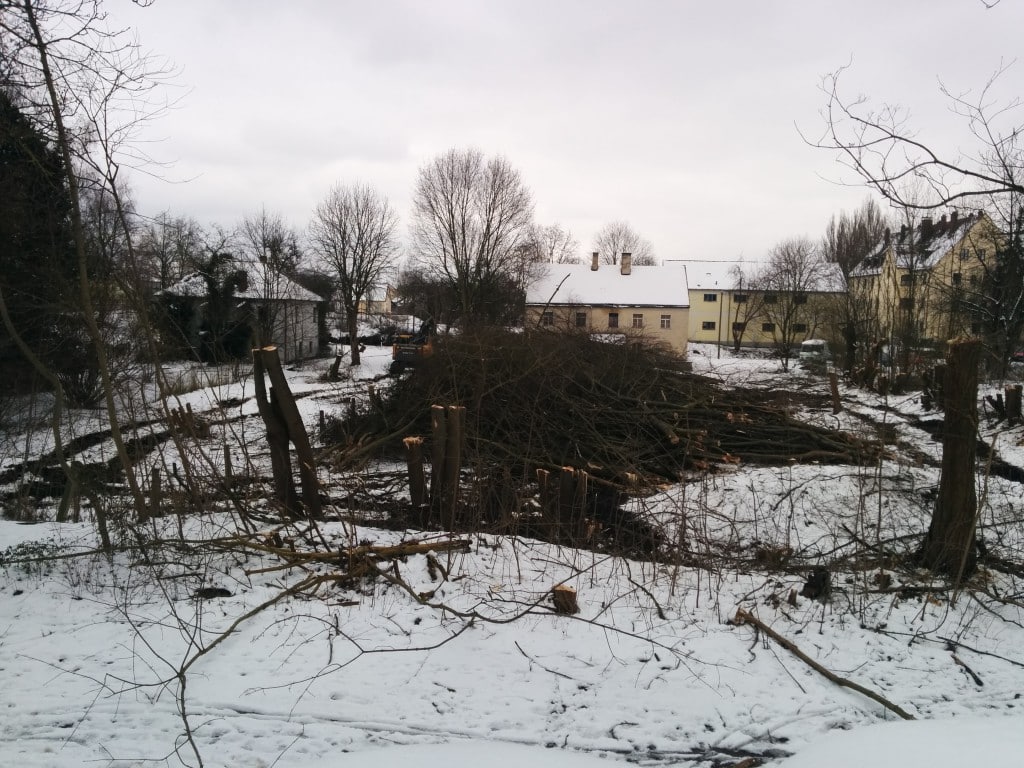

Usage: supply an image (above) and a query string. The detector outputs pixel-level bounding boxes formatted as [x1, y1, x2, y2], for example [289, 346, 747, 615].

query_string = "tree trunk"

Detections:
[442, 405, 465, 528]
[828, 370, 841, 414]
[347, 307, 361, 366]
[919, 337, 981, 581]
[430, 405, 447, 516]
[257, 346, 323, 518]
[1006, 384, 1022, 422]
[252, 349, 300, 515]
[403, 436, 426, 525]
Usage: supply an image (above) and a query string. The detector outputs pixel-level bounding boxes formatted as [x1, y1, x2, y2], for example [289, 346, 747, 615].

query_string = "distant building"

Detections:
[159, 260, 322, 363]
[525, 252, 690, 354]
[671, 260, 844, 349]
[850, 211, 1002, 344]
[357, 284, 397, 316]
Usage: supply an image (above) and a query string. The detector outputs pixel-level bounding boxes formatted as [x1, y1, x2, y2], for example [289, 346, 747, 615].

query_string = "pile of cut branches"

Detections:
[327, 328, 877, 485]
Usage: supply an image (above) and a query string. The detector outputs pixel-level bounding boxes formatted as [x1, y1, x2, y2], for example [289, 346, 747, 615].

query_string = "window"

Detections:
[899, 297, 914, 310]
[764, 294, 778, 304]
[952, 272, 962, 285]
[702, 321, 716, 331]
[794, 292, 808, 305]
[732, 321, 747, 333]
[794, 323, 808, 333]
[703, 293, 718, 303]
[607, 312, 619, 329]
[960, 248, 968, 261]
[762, 322, 775, 332]
[899, 274, 914, 285]
[632, 313, 644, 328]
[977, 248, 987, 261]
[734, 293, 748, 304]
[575, 311, 587, 328]
[541, 311, 553, 326]
[660, 314, 671, 329]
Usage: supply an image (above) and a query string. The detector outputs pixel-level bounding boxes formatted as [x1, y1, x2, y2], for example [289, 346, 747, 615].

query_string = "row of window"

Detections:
[540, 312, 673, 330]
[900, 272, 972, 286]
[701, 321, 808, 333]
[702, 293, 805, 305]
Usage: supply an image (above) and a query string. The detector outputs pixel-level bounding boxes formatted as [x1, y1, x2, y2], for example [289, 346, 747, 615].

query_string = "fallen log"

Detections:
[733, 609, 915, 720]
[241, 537, 472, 575]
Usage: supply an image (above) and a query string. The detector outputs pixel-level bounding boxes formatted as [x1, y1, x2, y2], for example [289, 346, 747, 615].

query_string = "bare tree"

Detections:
[1, 0, 175, 521]
[593, 221, 656, 266]
[411, 148, 534, 325]
[727, 263, 765, 352]
[821, 198, 889, 372]
[822, 198, 888, 279]
[524, 223, 579, 264]
[136, 212, 204, 292]
[815, 65, 1024, 366]
[310, 183, 399, 365]
[237, 207, 302, 347]
[815, 63, 1023, 212]
[757, 238, 832, 371]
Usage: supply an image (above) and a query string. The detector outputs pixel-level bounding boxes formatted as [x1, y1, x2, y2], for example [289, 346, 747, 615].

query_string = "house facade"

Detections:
[159, 260, 322, 363]
[849, 211, 1003, 346]
[525, 253, 690, 354]
[672, 260, 844, 349]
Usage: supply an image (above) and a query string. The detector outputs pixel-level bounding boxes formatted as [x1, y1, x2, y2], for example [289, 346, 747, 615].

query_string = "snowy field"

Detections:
[2, 343, 1023, 767]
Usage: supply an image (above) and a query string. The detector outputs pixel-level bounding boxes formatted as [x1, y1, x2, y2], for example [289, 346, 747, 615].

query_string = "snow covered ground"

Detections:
[2, 343, 1023, 767]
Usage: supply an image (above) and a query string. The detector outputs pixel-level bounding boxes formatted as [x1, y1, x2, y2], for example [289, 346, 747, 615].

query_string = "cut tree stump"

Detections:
[1007, 384, 1022, 422]
[551, 584, 580, 615]
[404, 436, 426, 525]
[253, 345, 322, 517]
[919, 336, 981, 581]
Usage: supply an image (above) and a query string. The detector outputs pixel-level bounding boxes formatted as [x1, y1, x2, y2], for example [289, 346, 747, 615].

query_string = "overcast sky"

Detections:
[113, 0, 1024, 264]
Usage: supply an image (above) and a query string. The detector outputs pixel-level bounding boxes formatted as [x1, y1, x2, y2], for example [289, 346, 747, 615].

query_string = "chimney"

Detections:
[620, 252, 632, 276]
[591, 251, 599, 271]
[950, 210, 959, 228]
[884, 228, 891, 246]
[920, 216, 934, 241]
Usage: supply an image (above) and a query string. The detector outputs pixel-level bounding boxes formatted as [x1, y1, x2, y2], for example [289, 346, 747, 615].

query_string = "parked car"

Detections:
[799, 338, 831, 362]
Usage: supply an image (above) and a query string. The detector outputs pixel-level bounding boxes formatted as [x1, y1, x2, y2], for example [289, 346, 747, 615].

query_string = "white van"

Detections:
[799, 339, 831, 362]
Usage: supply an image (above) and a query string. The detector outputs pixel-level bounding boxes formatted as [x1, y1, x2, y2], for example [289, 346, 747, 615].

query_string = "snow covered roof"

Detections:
[673, 259, 844, 293]
[852, 211, 986, 277]
[670, 260, 760, 291]
[159, 260, 322, 303]
[527, 261, 689, 308]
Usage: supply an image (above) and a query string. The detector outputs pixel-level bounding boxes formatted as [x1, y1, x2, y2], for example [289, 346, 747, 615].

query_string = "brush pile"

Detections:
[326, 328, 876, 486]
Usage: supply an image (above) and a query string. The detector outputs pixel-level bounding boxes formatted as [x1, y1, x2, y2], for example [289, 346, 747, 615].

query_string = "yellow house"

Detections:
[672, 260, 844, 350]
[357, 284, 396, 315]
[849, 211, 1002, 345]
[525, 253, 690, 354]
